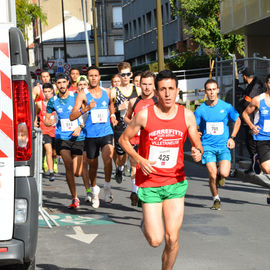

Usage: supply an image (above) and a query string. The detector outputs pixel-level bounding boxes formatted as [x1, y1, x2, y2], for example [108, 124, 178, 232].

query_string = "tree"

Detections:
[170, 0, 244, 59]
[16, 0, 47, 40]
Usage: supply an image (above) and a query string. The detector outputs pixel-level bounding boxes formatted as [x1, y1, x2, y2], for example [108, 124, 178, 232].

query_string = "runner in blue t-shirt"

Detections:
[45, 73, 85, 209]
[195, 79, 241, 210]
[242, 74, 270, 204]
[70, 66, 118, 209]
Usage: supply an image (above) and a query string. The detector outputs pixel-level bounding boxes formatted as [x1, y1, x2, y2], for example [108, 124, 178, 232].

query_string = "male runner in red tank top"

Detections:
[35, 83, 57, 181]
[124, 70, 157, 206]
[119, 69, 203, 270]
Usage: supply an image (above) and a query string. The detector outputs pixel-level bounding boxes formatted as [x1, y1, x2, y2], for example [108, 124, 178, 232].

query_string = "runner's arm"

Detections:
[242, 96, 260, 134]
[44, 98, 55, 127]
[185, 108, 203, 162]
[227, 117, 241, 149]
[69, 91, 87, 121]
[34, 101, 41, 127]
[32, 85, 39, 100]
[124, 98, 135, 125]
[119, 110, 156, 175]
[106, 88, 118, 126]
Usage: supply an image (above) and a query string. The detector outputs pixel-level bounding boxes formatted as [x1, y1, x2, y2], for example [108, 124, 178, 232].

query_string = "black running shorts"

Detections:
[85, 134, 113, 159]
[55, 139, 84, 156]
[256, 140, 270, 164]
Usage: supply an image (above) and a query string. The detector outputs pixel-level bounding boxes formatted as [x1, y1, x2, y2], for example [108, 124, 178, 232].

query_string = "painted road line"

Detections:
[66, 226, 98, 244]
[38, 213, 114, 227]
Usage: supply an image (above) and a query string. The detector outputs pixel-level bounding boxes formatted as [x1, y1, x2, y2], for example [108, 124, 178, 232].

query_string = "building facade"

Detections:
[28, 0, 124, 74]
[221, 0, 270, 58]
[122, 0, 183, 67]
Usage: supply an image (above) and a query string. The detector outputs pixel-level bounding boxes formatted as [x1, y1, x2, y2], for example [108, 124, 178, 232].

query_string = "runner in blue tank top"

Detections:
[242, 74, 270, 204]
[45, 73, 85, 209]
[195, 79, 241, 210]
[70, 66, 118, 209]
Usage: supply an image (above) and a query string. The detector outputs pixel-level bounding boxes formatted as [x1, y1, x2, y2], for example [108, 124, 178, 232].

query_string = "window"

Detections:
[165, 3, 169, 23]
[124, 24, 129, 39]
[138, 17, 141, 35]
[146, 11, 152, 30]
[112, 6, 123, 28]
[133, 20, 137, 36]
[114, 40, 124, 55]
[54, 47, 64, 59]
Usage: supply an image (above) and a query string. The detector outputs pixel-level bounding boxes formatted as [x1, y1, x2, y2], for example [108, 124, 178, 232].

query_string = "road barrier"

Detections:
[34, 127, 59, 228]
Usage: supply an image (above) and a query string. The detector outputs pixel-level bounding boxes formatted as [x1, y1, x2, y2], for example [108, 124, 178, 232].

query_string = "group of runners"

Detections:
[33, 62, 270, 270]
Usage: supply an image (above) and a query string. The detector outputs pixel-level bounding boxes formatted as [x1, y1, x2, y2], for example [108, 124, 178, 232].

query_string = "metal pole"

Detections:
[38, 0, 44, 69]
[81, 0, 92, 66]
[230, 54, 236, 173]
[92, 0, 99, 67]
[34, 128, 59, 228]
[156, 0, 165, 71]
[61, 0, 68, 63]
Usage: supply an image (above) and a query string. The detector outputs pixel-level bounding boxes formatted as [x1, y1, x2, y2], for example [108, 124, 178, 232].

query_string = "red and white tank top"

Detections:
[135, 104, 187, 188]
[130, 96, 157, 145]
[39, 100, 55, 137]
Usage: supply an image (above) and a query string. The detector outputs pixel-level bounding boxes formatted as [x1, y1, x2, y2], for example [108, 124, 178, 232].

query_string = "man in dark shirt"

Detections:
[240, 67, 265, 174]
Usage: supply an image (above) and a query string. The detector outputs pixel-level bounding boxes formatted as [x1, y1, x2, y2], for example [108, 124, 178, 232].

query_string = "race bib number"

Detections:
[91, 109, 108, 123]
[206, 122, 224, 135]
[148, 146, 178, 169]
[263, 120, 270, 132]
[60, 119, 78, 131]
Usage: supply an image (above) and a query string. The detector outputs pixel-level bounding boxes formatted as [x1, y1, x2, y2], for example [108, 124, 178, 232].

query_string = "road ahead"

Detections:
[36, 159, 270, 270]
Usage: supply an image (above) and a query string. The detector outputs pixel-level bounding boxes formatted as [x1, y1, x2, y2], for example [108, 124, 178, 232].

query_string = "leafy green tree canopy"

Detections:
[16, 0, 47, 39]
[170, 0, 244, 58]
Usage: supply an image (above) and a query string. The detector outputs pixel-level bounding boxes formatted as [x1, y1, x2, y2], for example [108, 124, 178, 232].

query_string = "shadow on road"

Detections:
[37, 264, 91, 270]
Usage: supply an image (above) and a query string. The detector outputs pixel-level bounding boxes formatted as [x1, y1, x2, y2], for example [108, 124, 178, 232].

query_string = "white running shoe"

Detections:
[85, 191, 92, 203]
[104, 186, 113, 203]
[92, 186, 100, 208]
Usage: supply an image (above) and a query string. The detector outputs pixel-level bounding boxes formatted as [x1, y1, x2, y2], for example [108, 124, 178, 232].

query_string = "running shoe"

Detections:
[130, 192, 138, 206]
[85, 191, 92, 203]
[43, 157, 48, 173]
[267, 197, 270, 204]
[49, 172, 55, 182]
[210, 199, 221, 210]
[92, 186, 100, 209]
[68, 198, 80, 209]
[217, 174, 226, 187]
[252, 154, 261, 175]
[104, 186, 113, 203]
[53, 158, 58, 174]
[115, 167, 123, 184]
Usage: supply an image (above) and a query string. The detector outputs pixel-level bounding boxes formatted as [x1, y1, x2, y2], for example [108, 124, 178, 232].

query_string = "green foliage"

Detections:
[167, 52, 209, 70]
[170, 0, 245, 58]
[16, 0, 47, 39]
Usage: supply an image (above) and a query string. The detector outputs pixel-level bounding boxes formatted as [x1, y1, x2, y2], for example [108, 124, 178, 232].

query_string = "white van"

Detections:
[0, 1, 38, 269]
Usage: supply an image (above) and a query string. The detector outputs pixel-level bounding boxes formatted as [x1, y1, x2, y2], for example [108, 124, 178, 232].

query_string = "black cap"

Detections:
[241, 67, 254, 77]
[55, 73, 69, 81]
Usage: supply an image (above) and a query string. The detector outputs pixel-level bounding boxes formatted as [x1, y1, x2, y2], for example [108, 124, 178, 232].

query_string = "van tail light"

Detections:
[12, 80, 32, 161]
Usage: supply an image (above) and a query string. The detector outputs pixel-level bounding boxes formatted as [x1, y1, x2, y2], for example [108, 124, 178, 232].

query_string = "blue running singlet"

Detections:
[253, 93, 270, 141]
[46, 92, 84, 141]
[84, 88, 113, 138]
[194, 99, 239, 150]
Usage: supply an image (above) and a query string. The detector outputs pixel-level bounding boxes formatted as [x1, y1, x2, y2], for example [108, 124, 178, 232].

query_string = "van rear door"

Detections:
[0, 25, 15, 241]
